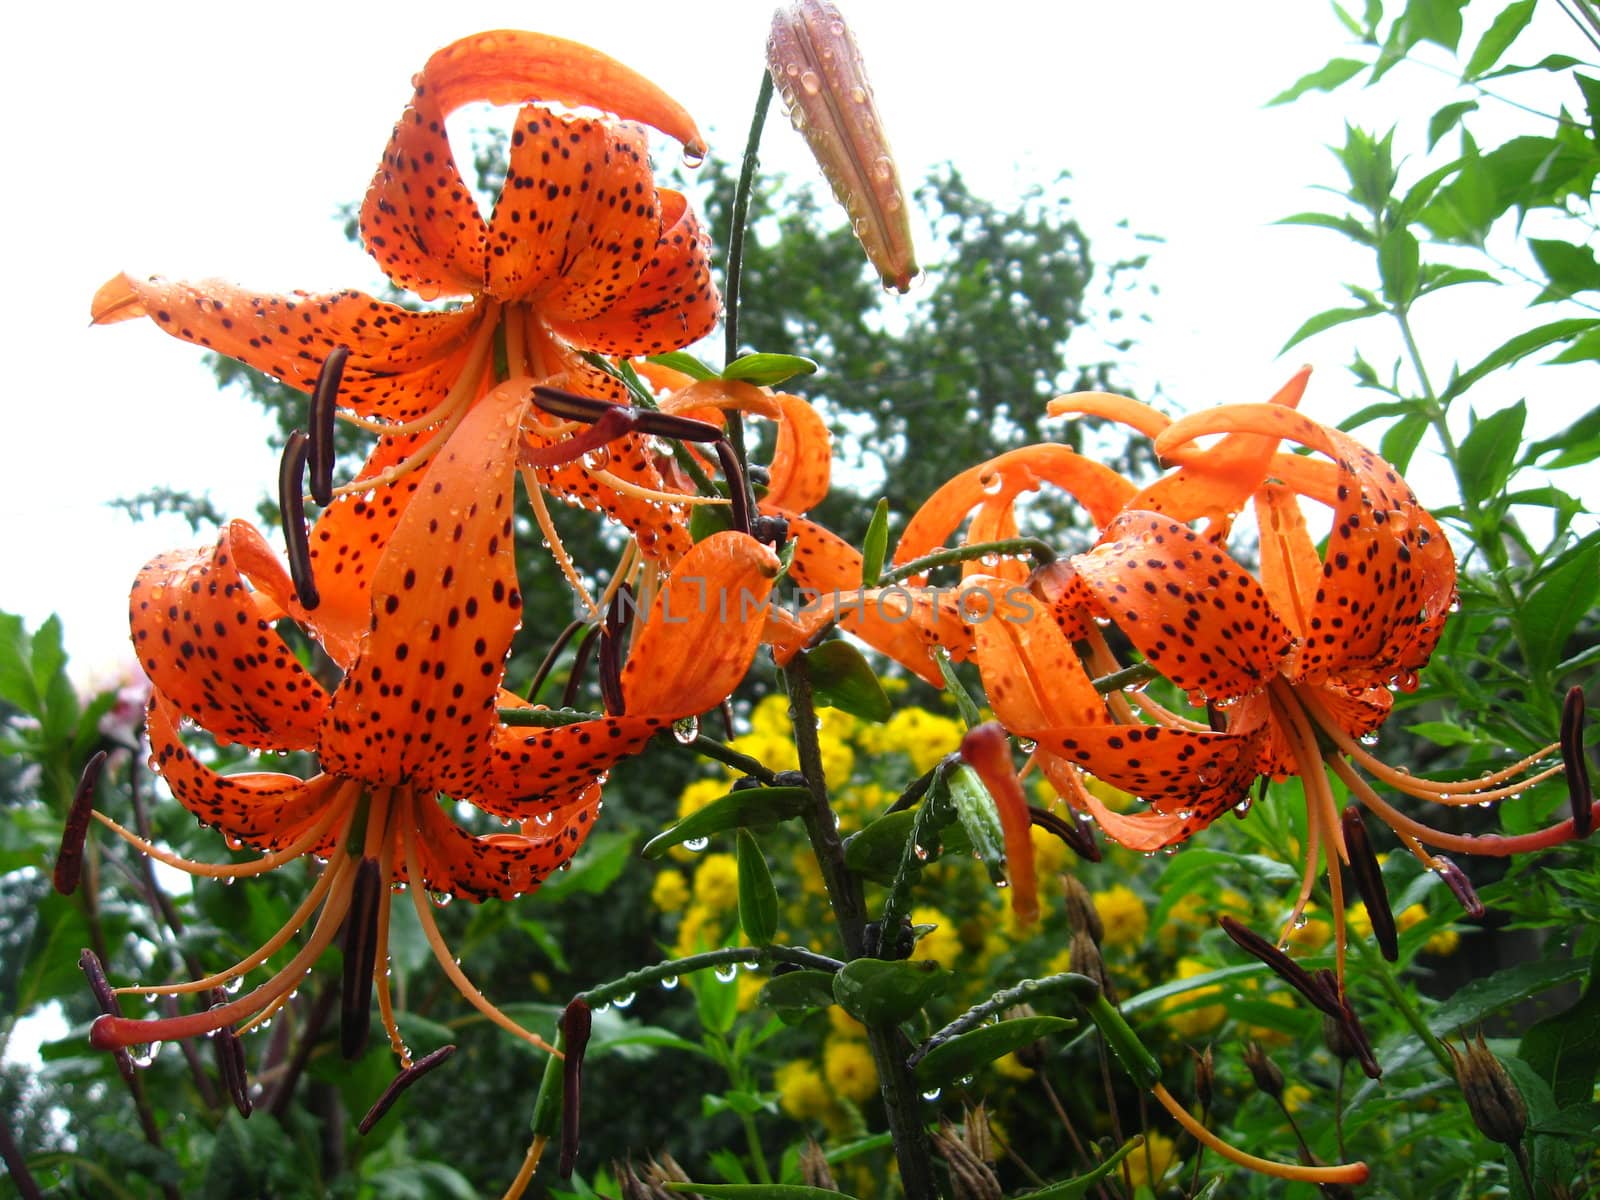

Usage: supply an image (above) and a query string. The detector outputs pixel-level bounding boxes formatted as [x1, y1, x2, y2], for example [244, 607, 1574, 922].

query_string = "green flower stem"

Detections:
[877, 537, 1057, 586]
[1090, 662, 1158, 696]
[1348, 930, 1454, 1073]
[497, 706, 605, 727]
[683, 735, 780, 785]
[782, 655, 939, 1200]
[906, 972, 1102, 1069]
[879, 770, 950, 947]
[575, 946, 842, 1010]
[720, 69, 775, 511]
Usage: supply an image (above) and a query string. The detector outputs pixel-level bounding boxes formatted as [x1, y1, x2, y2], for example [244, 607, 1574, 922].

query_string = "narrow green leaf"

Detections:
[531, 831, 633, 901]
[1427, 99, 1478, 148]
[1280, 304, 1382, 354]
[1525, 402, 1600, 467]
[757, 969, 838, 1016]
[665, 1186, 860, 1200]
[1546, 328, 1600, 367]
[1463, 0, 1535, 79]
[913, 1016, 1076, 1085]
[735, 829, 779, 945]
[1456, 401, 1526, 504]
[1430, 957, 1590, 1035]
[935, 649, 984, 729]
[1479, 53, 1581, 81]
[1267, 57, 1368, 105]
[1417, 264, 1497, 294]
[1520, 539, 1600, 676]
[832, 957, 951, 1024]
[1530, 238, 1600, 302]
[859, 497, 890, 587]
[804, 641, 891, 723]
[1378, 226, 1420, 307]
[690, 961, 739, 1035]
[1519, 946, 1600, 1108]
[646, 351, 718, 382]
[1405, 721, 1482, 748]
[1339, 399, 1417, 430]
[641, 787, 811, 858]
[1445, 319, 1600, 400]
[722, 353, 820, 387]
[947, 762, 1006, 886]
[1276, 211, 1373, 243]
[690, 502, 736, 543]
[1379, 412, 1430, 474]
[1012, 1139, 1151, 1200]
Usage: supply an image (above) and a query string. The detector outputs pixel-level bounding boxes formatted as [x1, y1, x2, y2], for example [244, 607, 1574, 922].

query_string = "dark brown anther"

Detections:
[278, 431, 319, 610]
[1341, 805, 1397, 961]
[1434, 856, 1486, 919]
[598, 584, 634, 717]
[1562, 686, 1592, 837]
[559, 998, 592, 1178]
[1206, 702, 1227, 733]
[528, 618, 587, 702]
[531, 385, 622, 423]
[749, 513, 790, 550]
[209, 988, 253, 1117]
[530, 385, 721, 442]
[308, 346, 348, 507]
[54, 750, 107, 895]
[78, 949, 136, 1085]
[357, 1044, 456, 1135]
[1313, 968, 1382, 1080]
[1028, 805, 1101, 863]
[711, 439, 752, 535]
[561, 625, 602, 710]
[340, 858, 382, 1059]
[1219, 915, 1342, 1020]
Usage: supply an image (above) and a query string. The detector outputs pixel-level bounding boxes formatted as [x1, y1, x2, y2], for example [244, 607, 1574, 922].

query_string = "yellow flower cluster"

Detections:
[1346, 901, 1461, 956]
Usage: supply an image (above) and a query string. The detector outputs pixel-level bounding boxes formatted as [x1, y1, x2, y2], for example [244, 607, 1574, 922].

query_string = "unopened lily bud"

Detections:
[1069, 927, 1108, 994]
[1323, 1012, 1358, 1063]
[767, 1, 918, 292]
[1061, 874, 1103, 943]
[1191, 1044, 1215, 1110]
[798, 1139, 838, 1191]
[1447, 1033, 1527, 1148]
[1243, 1041, 1285, 1101]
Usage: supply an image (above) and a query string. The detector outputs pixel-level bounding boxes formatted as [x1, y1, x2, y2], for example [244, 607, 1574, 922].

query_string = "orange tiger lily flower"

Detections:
[974, 379, 1589, 986]
[90, 30, 719, 562]
[88, 383, 780, 1063]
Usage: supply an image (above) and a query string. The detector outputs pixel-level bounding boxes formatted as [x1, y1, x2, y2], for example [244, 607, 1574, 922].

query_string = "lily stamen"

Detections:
[1562, 686, 1592, 836]
[308, 347, 348, 506]
[359, 1044, 457, 1135]
[278, 431, 319, 609]
[91, 792, 346, 881]
[1342, 806, 1398, 961]
[1150, 1082, 1368, 1185]
[340, 857, 383, 1059]
[54, 750, 106, 895]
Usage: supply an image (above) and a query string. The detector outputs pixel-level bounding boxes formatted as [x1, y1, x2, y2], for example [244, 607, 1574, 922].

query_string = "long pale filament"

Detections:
[1151, 1083, 1368, 1184]
[92, 798, 343, 879]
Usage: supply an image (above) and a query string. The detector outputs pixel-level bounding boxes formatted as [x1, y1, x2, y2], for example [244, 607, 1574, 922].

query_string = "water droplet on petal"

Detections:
[672, 716, 700, 745]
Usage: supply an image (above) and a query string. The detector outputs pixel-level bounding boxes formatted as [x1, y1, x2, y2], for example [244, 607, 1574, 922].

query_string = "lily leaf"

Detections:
[913, 1015, 1076, 1085]
[757, 970, 838, 1018]
[722, 353, 820, 387]
[735, 829, 779, 946]
[860, 498, 890, 587]
[642, 787, 811, 858]
[645, 351, 718, 381]
[832, 957, 951, 1025]
[1012, 1137, 1144, 1200]
[947, 763, 1007, 885]
[805, 641, 891, 723]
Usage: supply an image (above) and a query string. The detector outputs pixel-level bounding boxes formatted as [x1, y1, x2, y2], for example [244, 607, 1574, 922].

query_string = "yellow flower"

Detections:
[736, 970, 765, 1013]
[678, 777, 732, 820]
[1030, 820, 1072, 879]
[1125, 1131, 1178, 1189]
[859, 707, 963, 773]
[692, 853, 740, 912]
[1285, 906, 1332, 953]
[651, 868, 690, 913]
[1092, 884, 1148, 949]
[909, 906, 962, 969]
[1399, 903, 1461, 956]
[828, 1006, 867, 1038]
[1162, 958, 1226, 1038]
[823, 1036, 879, 1104]
[749, 694, 794, 739]
[729, 731, 800, 774]
[1083, 773, 1135, 813]
[1282, 1083, 1313, 1114]
[1044, 946, 1074, 977]
[992, 1052, 1034, 1081]
[673, 903, 724, 959]
[1345, 903, 1373, 941]
[1242, 989, 1299, 1046]
[775, 1059, 832, 1120]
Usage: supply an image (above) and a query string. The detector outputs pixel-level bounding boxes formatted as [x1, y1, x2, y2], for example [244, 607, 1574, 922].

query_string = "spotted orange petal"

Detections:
[1032, 722, 1262, 824]
[130, 522, 331, 752]
[1159, 404, 1457, 689]
[893, 445, 1135, 580]
[408, 783, 603, 902]
[548, 190, 720, 357]
[319, 382, 531, 792]
[764, 392, 833, 514]
[1071, 511, 1293, 704]
[90, 275, 483, 418]
[146, 697, 338, 852]
[967, 576, 1109, 732]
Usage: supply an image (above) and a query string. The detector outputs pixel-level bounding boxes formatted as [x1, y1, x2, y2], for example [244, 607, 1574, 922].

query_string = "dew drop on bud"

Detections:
[672, 716, 700, 745]
[714, 963, 738, 982]
[684, 836, 709, 853]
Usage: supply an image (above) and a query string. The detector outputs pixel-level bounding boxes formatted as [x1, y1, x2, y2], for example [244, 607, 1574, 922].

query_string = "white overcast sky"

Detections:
[5, 1, 1595, 680]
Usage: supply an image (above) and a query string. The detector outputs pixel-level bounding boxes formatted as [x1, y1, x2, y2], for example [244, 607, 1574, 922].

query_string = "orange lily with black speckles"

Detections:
[970, 375, 1588, 984]
[89, 383, 780, 1062]
[91, 30, 719, 563]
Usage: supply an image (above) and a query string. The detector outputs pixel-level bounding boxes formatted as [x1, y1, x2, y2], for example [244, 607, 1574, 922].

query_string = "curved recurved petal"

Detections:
[416, 30, 704, 154]
[130, 522, 331, 752]
[764, 392, 833, 514]
[146, 698, 338, 851]
[549, 190, 720, 356]
[1159, 404, 1457, 688]
[623, 531, 781, 715]
[968, 576, 1109, 731]
[320, 383, 531, 792]
[893, 445, 1135, 580]
[528, 423, 694, 562]
[476, 717, 660, 814]
[1072, 512, 1293, 704]
[1032, 723, 1262, 823]
[408, 783, 603, 903]
[90, 276, 482, 411]
[485, 110, 657, 310]
[1038, 753, 1194, 853]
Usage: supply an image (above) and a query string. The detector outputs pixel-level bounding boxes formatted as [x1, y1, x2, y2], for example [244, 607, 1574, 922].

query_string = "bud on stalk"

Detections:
[768, 1, 918, 291]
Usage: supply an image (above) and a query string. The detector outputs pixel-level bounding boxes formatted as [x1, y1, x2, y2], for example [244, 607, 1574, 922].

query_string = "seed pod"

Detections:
[767, 1, 918, 292]
[1243, 1041, 1285, 1101]
[1447, 1033, 1527, 1148]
